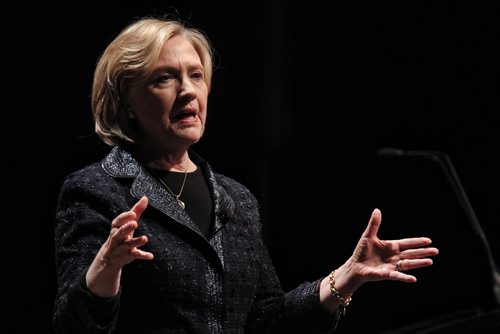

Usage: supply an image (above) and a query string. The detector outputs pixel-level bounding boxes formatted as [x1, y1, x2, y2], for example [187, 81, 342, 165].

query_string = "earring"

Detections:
[128, 108, 136, 119]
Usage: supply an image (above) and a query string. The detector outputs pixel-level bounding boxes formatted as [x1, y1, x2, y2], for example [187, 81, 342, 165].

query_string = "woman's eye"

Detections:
[157, 74, 173, 83]
[191, 72, 204, 80]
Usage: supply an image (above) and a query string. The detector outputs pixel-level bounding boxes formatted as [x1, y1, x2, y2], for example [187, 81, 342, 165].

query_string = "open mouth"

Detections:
[173, 111, 197, 121]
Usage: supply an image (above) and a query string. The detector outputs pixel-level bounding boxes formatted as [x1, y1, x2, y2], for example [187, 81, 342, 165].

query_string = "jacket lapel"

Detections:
[102, 146, 202, 236]
[102, 146, 235, 270]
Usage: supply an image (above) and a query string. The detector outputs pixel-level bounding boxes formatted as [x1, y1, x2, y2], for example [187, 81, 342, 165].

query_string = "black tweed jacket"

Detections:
[53, 146, 337, 333]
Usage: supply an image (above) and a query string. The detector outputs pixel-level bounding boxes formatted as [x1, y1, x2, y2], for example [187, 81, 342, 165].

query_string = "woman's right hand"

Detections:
[86, 196, 154, 297]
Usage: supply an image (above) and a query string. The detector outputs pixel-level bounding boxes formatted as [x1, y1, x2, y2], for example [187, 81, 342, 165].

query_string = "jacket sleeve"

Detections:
[245, 244, 340, 333]
[239, 186, 340, 333]
[52, 169, 122, 334]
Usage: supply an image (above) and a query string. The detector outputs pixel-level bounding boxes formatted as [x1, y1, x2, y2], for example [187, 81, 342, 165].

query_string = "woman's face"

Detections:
[130, 35, 208, 152]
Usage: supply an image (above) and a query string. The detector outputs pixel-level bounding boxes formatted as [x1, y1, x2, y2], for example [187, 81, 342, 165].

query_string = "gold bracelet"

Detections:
[328, 270, 352, 316]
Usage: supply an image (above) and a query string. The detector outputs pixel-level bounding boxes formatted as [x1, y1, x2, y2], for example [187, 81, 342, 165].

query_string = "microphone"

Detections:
[377, 147, 500, 305]
[377, 148, 458, 197]
[377, 147, 441, 162]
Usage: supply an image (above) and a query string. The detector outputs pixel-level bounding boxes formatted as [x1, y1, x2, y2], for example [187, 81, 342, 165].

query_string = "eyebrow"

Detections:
[153, 63, 204, 74]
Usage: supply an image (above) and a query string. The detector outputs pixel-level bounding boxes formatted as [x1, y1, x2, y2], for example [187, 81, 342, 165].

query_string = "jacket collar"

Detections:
[101, 145, 234, 237]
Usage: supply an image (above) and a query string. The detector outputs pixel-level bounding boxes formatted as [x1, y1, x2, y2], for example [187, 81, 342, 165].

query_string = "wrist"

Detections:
[86, 260, 122, 298]
[327, 270, 353, 316]
[334, 260, 365, 292]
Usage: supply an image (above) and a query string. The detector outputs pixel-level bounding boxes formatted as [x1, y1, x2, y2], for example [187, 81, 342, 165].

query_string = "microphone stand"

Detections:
[378, 148, 500, 306]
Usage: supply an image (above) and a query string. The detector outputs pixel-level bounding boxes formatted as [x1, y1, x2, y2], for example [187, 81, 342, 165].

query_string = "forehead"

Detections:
[156, 35, 202, 67]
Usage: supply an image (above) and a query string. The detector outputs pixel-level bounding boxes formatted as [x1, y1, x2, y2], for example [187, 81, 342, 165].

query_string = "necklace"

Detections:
[153, 167, 188, 209]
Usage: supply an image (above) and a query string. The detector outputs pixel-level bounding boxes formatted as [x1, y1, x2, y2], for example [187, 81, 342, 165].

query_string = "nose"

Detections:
[178, 77, 196, 102]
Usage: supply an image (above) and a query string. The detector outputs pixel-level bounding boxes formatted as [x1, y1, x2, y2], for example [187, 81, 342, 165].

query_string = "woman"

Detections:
[53, 16, 439, 333]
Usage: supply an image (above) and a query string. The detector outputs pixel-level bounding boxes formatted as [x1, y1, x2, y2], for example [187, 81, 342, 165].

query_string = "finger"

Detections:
[131, 196, 148, 219]
[111, 211, 136, 229]
[109, 222, 138, 246]
[124, 235, 149, 248]
[362, 208, 382, 238]
[126, 234, 154, 260]
[390, 237, 433, 251]
[400, 247, 439, 260]
[388, 271, 418, 283]
[399, 258, 434, 271]
[126, 235, 153, 259]
[110, 197, 148, 229]
[130, 248, 154, 260]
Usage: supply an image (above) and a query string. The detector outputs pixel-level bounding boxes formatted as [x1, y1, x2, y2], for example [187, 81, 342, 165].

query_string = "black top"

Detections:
[148, 167, 213, 238]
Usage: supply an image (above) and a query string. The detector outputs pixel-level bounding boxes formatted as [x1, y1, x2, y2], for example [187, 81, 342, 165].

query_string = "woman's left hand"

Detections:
[320, 208, 439, 311]
[341, 208, 439, 292]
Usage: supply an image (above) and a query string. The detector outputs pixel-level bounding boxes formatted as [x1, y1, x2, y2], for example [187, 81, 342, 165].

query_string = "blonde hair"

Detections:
[91, 17, 214, 146]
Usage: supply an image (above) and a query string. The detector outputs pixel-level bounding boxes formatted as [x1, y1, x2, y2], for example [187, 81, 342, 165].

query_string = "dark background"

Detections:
[3, 1, 500, 332]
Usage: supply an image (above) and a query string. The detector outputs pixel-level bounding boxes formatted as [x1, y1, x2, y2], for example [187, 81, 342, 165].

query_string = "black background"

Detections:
[2, 1, 500, 333]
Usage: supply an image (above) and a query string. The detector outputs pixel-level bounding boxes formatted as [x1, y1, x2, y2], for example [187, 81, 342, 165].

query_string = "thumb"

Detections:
[361, 208, 382, 238]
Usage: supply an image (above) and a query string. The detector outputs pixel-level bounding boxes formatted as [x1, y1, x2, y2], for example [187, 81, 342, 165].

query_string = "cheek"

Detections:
[198, 105, 208, 125]
[197, 90, 209, 118]
[136, 93, 175, 118]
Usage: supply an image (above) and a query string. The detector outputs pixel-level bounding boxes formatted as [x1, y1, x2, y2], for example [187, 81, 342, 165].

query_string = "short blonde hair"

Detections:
[91, 17, 214, 146]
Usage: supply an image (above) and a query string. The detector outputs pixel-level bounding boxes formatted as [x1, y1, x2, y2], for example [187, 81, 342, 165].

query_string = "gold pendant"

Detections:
[177, 198, 186, 209]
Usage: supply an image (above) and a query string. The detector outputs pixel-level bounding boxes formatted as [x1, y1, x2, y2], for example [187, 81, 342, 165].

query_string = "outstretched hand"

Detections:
[350, 208, 439, 284]
[319, 208, 439, 313]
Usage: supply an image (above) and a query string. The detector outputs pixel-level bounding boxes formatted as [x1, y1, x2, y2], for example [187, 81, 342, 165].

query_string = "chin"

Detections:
[184, 132, 204, 144]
